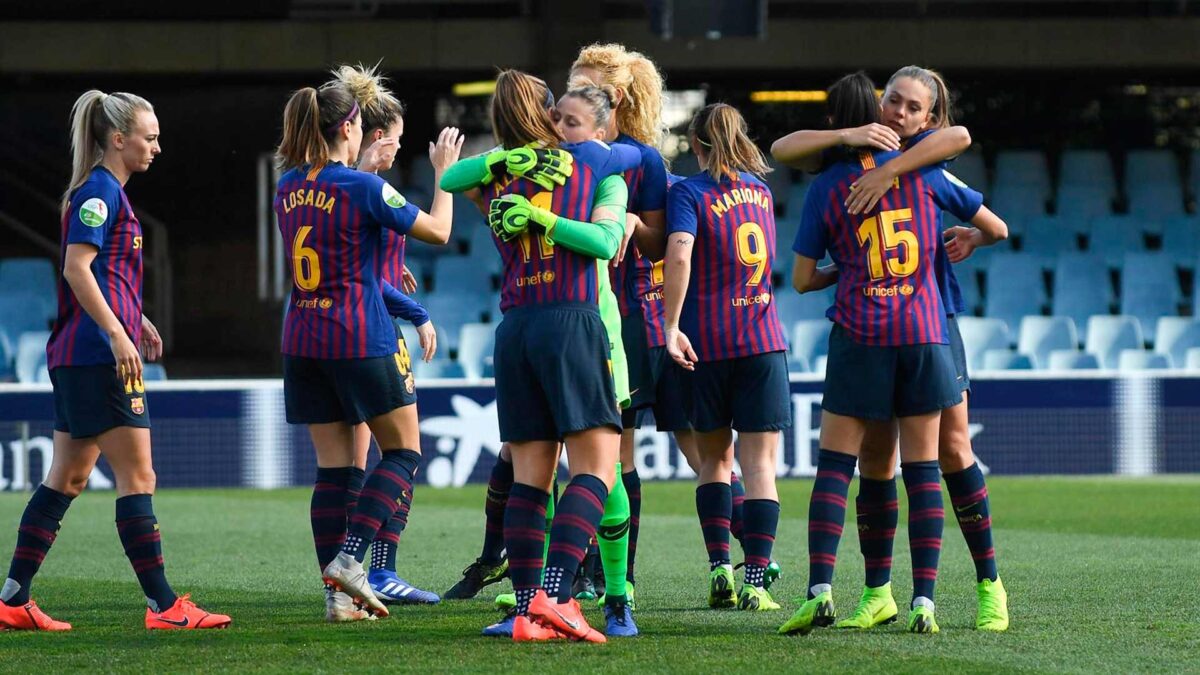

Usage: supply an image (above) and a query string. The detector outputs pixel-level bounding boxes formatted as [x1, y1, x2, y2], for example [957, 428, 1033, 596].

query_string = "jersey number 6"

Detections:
[292, 226, 322, 292]
[856, 208, 917, 280]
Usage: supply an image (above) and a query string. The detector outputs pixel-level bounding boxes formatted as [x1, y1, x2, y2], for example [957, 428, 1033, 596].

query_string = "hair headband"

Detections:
[326, 101, 360, 133]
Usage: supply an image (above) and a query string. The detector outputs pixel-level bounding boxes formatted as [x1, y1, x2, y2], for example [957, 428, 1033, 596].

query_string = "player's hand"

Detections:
[400, 265, 419, 294]
[844, 123, 901, 151]
[416, 321, 437, 362]
[488, 195, 534, 242]
[845, 167, 897, 215]
[613, 213, 642, 268]
[944, 225, 981, 263]
[429, 127, 465, 174]
[358, 137, 398, 173]
[139, 314, 163, 362]
[111, 331, 143, 385]
[506, 145, 574, 191]
[666, 327, 697, 371]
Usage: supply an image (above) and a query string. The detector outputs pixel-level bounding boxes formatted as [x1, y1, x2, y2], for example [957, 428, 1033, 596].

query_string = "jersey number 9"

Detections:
[735, 222, 768, 286]
[856, 208, 917, 280]
[292, 226, 322, 292]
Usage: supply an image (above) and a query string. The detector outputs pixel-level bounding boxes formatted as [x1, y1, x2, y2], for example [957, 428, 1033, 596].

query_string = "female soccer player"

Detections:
[0, 90, 230, 631]
[439, 69, 639, 643]
[331, 63, 441, 607]
[778, 72, 979, 636]
[663, 103, 790, 613]
[773, 66, 1010, 632]
[274, 79, 461, 620]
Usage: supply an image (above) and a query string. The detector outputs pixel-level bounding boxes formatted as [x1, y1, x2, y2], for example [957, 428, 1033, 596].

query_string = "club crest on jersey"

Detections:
[79, 198, 108, 227]
[130, 397, 145, 415]
[383, 183, 407, 209]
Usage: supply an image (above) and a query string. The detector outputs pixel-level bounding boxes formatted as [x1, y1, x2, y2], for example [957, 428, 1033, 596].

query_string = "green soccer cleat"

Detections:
[835, 583, 899, 629]
[976, 577, 1009, 631]
[494, 592, 516, 611]
[737, 585, 781, 611]
[908, 604, 940, 634]
[597, 582, 635, 610]
[708, 565, 736, 609]
[778, 591, 835, 635]
[444, 558, 509, 600]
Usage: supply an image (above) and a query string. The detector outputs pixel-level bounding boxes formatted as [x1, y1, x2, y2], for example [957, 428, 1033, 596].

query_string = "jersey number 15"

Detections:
[856, 208, 917, 280]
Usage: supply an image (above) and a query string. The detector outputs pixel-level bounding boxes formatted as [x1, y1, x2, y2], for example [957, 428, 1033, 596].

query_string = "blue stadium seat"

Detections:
[987, 184, 1046, 229]
[487, 292, 503, 323]
[774, 288, 833, 328]
[956, 317, 1012, 371]
[1058, 149, 1115, 194]
[1021, 216, 1080, 264]
[422, 291, 489, 351]
[467, 222, 496, 259]
[955, 267, 982, 316]
[790, 320, 832, 372]
[1053, 185, 1114, 222]
[984, 253, 1045, 333]
[787, 354, 809, 374]
[433, 256, 495, 294]
[408, 159, 436, 193]
[1118, 349, 1170, 371]
[947, 151, 987, 193]
[994, 150, 1051, 199]
[775, 218, 801, 262]
[1161, 217, 1199, 269]
[1124, 149, 1180, 187]
[1087, 216, 1146, 268]
[1017, 316, 1078, 369]
[981, 349, 1033, 370]
[143, 363, 168, 381]
[765, 161, 793, 208]
[1153, 317, 1200, 368]
[1187, 347, 1200, 370]
[1047, 349, 1100, 370]
[1052, 253, 1112, 345]
[811, 354, 827, 377]
[1085, 315, 1144, 369]
[14, 331, 49, 384]
[1120, 252, 1181, 344]
[785, 182, 810, 219]
[457, 323, 496, 380]
[452, 194, 488, 250]
[0, 292, 50, 361]
[413, 358, 465, 379]
[0, 258, 56, 322]
[397, 324, 420, 357]
[1127, 183, 1186, 221]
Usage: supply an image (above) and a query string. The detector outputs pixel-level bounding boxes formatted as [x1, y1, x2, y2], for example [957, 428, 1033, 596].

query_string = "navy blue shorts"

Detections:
[51, 365, 151, 439]
[641, 346, 692, 432]
[284, 354, 409, 425]
[821, 323, 962, 421]
[947, 314, 970, 393]
[621, 312, 655, 429]
[392, 318, 418, 408]
[494, 302, 621, 442]
[689, 351, 791, 433]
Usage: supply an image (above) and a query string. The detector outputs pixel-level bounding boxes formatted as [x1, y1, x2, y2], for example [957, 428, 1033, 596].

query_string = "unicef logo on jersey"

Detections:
[79, 198, 108, 227]
[382, 183, 407, 209]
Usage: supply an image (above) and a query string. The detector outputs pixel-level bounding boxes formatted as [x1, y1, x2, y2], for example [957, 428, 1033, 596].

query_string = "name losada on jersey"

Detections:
[281, 188, 336, 215]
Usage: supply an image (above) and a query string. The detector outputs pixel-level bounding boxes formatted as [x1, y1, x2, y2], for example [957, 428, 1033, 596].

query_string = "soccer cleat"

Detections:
[512, 614, 566, 642]
[572, 574, 597, 601]
[596, 582, 636, 610]
[737, 585, 781, 611]
[976, 577, 1009, 632]
[368, 569, 440, 605]
[528, 590, 606, 643]
[835, 583, 899, 629]
[908, 604, 940, 634]
[0, 599, 71, 631]
[145, 594, 231, 630]
[323, 552, 388, 618]
[708, 564, 735, 609]
[735, 559, 783, 591]
[494, 592, 517, 610]
[444, 557, 509, 600]
[482, 610, 516, 637]
[603, 600, 638, 637]
[778, 591, 836, 635]
[325, 586, 373, 623]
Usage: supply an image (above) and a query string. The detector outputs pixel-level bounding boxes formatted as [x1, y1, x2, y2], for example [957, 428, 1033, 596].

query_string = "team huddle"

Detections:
[0, 43, 1009, 640]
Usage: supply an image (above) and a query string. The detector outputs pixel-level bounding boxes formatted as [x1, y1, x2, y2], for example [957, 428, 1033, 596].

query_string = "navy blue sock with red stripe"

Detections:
[115, 494, 177, 612]
[504, 483, 549, 615]
[342, 449, 420, 563]
[543, 474, 608, 603]
[371, 482, 414, 572]
[481, 456, 513, 565]
[312, 467, 351, 572]
[622, 469, 641, 584]
[855, 477, 898, 588]
[695, 482, 732, 569]
[1, 485, 73, 606]
[943, 463, 997, 582]
[729, 472, 746, 548]
[807, 449, 856, 596]
[345, 467, 365, 520]
[902, 461, 945, 602]
[742, 499, 780, 587]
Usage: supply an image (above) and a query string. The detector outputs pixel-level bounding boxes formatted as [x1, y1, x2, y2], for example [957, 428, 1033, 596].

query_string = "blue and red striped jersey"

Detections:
[609, 133, 668, 318]
[667, 171, 789, 361]
[482, 140, 640, 313]
[641, 172, 684, 348]
[47, 167, 143, 369]
[793, 150, 982, 346]
[379, 228, 406, 288]
[275, 162, 420, 359]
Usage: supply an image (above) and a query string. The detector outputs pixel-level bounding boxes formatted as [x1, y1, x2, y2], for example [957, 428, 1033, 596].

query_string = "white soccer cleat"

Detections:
[324, 586, 373, 623]
[323, 552, 389, 618]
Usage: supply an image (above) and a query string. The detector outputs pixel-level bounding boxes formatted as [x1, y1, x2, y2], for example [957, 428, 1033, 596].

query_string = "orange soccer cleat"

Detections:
[0, 599, 71, 631]
[527, 590, 606, 643]
[512, 615, 566, 642]
[145, 594, 232, 630]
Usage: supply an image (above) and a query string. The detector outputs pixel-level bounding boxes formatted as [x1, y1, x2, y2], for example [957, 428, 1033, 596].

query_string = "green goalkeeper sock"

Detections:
[539, 478, 557, 584]
[597, 462, 631, 604]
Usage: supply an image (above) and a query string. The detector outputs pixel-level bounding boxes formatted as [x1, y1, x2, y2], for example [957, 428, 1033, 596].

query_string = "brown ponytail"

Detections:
[688, 103, 771, 182]
[490, 70, 563, 150]
[331, 62, 405, 135]
[276, 82, 358, 172]
[63, 89, 153, 216]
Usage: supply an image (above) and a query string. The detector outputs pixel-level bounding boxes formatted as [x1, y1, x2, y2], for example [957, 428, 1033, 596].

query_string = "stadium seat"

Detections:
[143, 363, 168, 381]
[765, 161, 793, 208]
[1087, 216, 1146, 268]
[785, 182, 810, 219]
[1160, 217, 1199, 269]
[791, 319, 832, 372]
[487, 292, 503, 323]
[433, 256, 495, 294]
[1186, 347, 1200, 370]
[1052, 253, 1112, 345]
[1153, 317, 1200, 368]
[452, 193, 488, 248]
[956, 317, 1012, 371]
[1058, 149, 1116, 195]
[421, 291, 488, 351]
[413, 358, 465, 379]
[457, 323, 496, 380]
[994, 150, 1051, 199]
[0, 258, 56, 322]
[1126, 183, 1186, 221]
[14, 331, 49, 384]
[0, 292, 51, 360]
[981, 349, 1033, 370]
[1053, 185, 1114, 222]
[1021, 216, 1081, 264]
[811, 354, 827, 377]
[987, 183, 1047, 228]
[1119, 252, 1182, 344]
[398, 324, 420, 357]
[984, 253, 1046, 333]
[787, 354, 809, 374]
[1117, 349, 1170, 371]
[955, 267, 982, 316]
[1085, 315, 1144, 369]
[1047, 349, 1100, 370]
[1124, 149, 1180, 187]
[775, 218, 801, 263]
[408, 159, 436, 194]
[467, 222, 497, 259]
[947, 151, 987, 193]
[1017, 316, 1078, 369]
[774, 288, 833, 328]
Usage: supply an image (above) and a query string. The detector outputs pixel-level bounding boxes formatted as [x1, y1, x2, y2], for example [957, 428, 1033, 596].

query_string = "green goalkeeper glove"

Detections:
[482, 145, 573, 191]
[488, 194, 538, 242]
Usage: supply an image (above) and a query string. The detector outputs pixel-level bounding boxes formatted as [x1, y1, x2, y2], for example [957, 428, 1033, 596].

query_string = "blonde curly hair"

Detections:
[570, 43, 665, 147]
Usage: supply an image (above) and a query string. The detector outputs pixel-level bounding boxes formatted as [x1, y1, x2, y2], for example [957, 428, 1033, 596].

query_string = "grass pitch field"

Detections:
[1, 477, 1197, 673]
